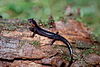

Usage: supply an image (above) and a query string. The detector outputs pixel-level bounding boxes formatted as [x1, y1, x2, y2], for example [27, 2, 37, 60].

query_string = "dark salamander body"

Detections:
[28, 18, 73, 67]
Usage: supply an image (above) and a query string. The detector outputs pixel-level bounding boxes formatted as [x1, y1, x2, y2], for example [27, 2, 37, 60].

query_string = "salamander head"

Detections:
[28, 18, 38, 27]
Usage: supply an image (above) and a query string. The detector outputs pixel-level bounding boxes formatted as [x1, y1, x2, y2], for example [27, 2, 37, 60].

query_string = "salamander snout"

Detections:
[28, 18, 37, 27]
[28, 18, 37, 24]
[28, 18, 33, 23]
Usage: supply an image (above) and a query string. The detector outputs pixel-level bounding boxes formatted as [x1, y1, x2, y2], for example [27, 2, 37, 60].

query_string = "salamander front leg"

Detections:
[50, 39, 56, 45]
[31, 32, 36, 38]
[29, 27, 36, 38]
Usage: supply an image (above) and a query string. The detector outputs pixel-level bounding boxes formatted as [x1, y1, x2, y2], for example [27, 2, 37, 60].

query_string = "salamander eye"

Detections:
[28, 18, 35, 24]
[28, 18, 33, 21]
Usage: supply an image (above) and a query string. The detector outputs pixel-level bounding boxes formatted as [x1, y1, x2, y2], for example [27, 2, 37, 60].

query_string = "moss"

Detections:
[30, 40, 40, 46]
[82, 47, 100, 55]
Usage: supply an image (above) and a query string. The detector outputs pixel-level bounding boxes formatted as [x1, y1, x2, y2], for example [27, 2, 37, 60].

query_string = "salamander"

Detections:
[28, 18, 73, 67]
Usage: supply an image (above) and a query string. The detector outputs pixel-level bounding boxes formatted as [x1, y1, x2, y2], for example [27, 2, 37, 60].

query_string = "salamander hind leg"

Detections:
[49, 32, 59, 45]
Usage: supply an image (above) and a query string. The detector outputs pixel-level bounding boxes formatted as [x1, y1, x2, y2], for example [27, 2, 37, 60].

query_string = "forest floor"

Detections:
[0, 19, 100, 67]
